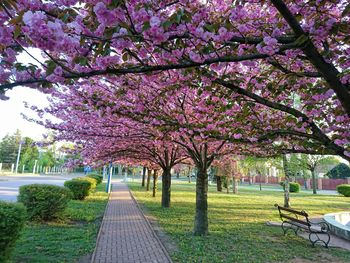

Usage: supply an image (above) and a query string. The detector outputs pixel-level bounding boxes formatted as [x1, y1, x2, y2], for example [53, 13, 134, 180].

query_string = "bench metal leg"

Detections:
[281, 221, 299, 236]
[308, 232, 330, 248]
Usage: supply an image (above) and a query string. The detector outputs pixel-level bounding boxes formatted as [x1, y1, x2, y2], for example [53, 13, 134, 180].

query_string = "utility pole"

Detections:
[15, 140, 23, 174]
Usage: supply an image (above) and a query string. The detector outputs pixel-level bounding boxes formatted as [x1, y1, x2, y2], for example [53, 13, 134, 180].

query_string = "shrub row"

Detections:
[5, 174, 102, 261]
[280, 182, 301, 193]
[337, 184, 350, 197]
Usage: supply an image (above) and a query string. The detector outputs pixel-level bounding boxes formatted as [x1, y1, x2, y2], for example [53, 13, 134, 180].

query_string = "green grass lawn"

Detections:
[128, 180, 350, 263]
[12, 183, 108, 263]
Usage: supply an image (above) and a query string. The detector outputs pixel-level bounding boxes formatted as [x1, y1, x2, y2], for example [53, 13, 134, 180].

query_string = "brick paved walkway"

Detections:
[91, 182, 172, 263]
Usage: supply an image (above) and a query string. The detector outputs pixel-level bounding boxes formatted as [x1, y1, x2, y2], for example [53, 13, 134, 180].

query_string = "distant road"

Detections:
[0, 174, 81, 202]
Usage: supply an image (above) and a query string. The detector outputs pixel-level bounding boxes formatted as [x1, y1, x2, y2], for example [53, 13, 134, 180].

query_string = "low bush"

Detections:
[18, 184, 72, 221]
[64, 179, 93, 200]
[0, 202, 27, 262]
[280, 181, 301, 193]
[337, 184, 350, 197]
[87, 173, 103, 184]
[77, 176, 97, 189]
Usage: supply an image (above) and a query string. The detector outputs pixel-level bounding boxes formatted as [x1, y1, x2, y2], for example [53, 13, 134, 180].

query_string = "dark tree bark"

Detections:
[141, 166, 146, 187]
[226, 177, 230, 194]
[152, 170, 158, 197]
[233, 178, 238, 194]
[161, 167, 172, 208]
[282, 154, 290, 208]
[216, 176, 222, 192]
[311, 169, 317, 195]
[146, 169, 151, 191]
[194, 165, 209, 236]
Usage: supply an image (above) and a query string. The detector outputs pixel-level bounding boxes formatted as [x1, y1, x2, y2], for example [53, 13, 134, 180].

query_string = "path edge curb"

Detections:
[128, 185, 173, 263]
[90, 186, 111, 263]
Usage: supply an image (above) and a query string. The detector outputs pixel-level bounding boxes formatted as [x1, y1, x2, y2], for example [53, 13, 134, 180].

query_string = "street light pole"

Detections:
[33, 160, 38, 174]
[15, 140, 23, 174]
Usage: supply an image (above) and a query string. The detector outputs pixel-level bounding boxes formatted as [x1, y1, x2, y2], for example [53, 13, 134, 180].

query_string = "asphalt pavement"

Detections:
[0, 174, 80, 202]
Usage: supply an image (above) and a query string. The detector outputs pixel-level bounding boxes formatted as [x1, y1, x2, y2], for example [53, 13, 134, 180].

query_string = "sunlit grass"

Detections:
[129, 181, 350, 263]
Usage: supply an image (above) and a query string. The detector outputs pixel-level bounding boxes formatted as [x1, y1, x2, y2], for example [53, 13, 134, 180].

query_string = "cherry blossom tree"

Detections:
[1, 0, 349, 161]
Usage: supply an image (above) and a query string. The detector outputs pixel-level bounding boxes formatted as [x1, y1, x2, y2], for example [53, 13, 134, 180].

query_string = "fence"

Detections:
[242, 175, 350, 190]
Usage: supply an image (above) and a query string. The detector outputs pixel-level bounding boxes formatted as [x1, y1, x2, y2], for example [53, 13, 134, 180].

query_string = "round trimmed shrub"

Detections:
[289, 182, 300, 193]
[0, 202, 27, 262]
[337, 184, 350, 197]
[280, 181, 300, 193]
[64, 179, 92, 200]
[87, 173, 103, 184]
[17, 184, 72, 221]
[76, 176, 97, 189]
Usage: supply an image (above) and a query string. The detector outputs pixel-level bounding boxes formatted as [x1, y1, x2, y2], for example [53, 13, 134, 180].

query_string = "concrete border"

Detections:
[128, 187, 173, 263]
[324, 212, 350, 241]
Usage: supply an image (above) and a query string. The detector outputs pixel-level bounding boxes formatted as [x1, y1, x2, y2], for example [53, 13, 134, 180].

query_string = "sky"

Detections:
[0, 48, 49, 140]
[0, 87, 49, 140]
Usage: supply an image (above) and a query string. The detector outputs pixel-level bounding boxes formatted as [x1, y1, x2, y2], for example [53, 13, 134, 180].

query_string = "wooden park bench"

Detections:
[274, 204, 330, 247]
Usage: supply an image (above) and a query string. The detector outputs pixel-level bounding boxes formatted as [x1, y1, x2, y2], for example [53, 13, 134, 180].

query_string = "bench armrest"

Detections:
[310, 221, 330, 233]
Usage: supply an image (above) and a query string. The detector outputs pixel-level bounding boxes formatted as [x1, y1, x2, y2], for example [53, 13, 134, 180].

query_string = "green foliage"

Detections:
[0, 130, 21, 164]
[19, 137, 39, 172]
[286, 154, 340, 178]
[336, 184, 350, 197]
[280, 182, 301, 193]
[0, 202, 27, 262]
[64, 178, 95, 200]
[38, 150, 56, 168]
[87, 173, 103, 184]
[326, 163, 350, 179]
[18, 184, 72, 221]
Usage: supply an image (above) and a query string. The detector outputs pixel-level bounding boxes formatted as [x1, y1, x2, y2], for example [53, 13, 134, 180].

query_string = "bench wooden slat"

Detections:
[275, 204, 308, 217]
[280, 213, 310, 226]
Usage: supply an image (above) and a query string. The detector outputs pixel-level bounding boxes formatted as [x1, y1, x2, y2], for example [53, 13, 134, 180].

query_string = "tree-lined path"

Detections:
[91, 181, 172, 263]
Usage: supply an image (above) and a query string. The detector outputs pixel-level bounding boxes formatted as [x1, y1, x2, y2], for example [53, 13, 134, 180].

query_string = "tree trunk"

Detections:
[233, 178, 238, 194]
[152, 170, 158, 197]
[141, 167, 146, 187]
[194, 166, 208, 236]
[146, 169, 151, 191]
[311, 169, 317, 194]
[161, 167, 171, 208]
[282, 155, 290, 208]
[216, 176, 222, 192]
[226, 177, 230, 194]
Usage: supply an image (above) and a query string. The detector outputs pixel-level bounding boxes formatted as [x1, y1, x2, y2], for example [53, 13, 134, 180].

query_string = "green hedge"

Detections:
[337, 184, 350, 197]
[87, 174, 103, 184]
[0, 202, 27, 262]
[280, 182, 300, 193]
[64, 178, 93, 200]
[18, 184, 72, 221]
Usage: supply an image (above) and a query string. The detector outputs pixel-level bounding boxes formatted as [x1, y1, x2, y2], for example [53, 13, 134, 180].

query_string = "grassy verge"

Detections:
[12, 183, 108, 263]
[128, 180, 350, 263]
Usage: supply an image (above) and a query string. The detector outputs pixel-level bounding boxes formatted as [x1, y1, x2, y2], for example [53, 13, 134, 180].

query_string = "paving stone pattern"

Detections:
[92, 182, 172, 263]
